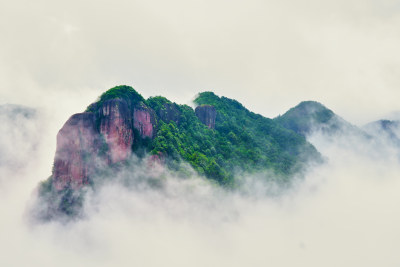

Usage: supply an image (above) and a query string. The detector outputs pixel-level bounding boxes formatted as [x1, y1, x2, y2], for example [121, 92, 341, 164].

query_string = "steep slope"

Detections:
[37, 86, 321, 219]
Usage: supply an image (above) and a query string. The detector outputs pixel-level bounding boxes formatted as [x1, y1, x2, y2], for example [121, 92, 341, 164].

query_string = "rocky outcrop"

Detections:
[51, 98, 159, 191]
[157, 103, 181, 124]
[99, 99, 133, 163]
[53, 113, 102, 190]
[133, 103, 156, 138]
[195, 105, 216, 129]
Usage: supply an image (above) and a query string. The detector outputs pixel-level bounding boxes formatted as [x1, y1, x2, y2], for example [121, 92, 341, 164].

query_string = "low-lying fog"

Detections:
[1, 105, 400, 267]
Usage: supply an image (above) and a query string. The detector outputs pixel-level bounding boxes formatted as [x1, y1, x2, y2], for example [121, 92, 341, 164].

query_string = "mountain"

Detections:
[274, 101, 365, 137]
[37, 86, 321, 219]
[363, 120, 400, 146]
[191, 92, 320, 178]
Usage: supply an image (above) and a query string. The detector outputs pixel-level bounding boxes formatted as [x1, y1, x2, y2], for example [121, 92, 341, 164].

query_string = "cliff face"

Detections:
[99, 99, 133, 164]
[52, 99, 218, 192]
[51, 98, 157, 191]
[53, 113, 101, 190]
[195, 105, 216, 129]
[133, 103, 156, 138]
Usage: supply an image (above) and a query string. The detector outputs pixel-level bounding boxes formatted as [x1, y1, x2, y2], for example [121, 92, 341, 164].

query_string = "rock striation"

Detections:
[133, 102, 156, 138]
[53, 113, 102, 190]
[195, 105, 216, 129]
[99, 99, 133, 164]
[51, 97, 157, 191]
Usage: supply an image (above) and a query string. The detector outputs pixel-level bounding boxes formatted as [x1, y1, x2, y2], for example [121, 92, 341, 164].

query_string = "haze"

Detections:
[1, 0, 400, 266]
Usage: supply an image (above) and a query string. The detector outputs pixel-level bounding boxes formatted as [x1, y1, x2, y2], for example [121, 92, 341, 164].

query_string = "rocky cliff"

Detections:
[133, 102, 156, 138]
[53, 113, 102, 190]
[49, 88, 223, 194]
[51, 88, 158, 192]
[99, 99, 133, 164]
[195, 105, 216, 129]
[156, 102, 181, 124]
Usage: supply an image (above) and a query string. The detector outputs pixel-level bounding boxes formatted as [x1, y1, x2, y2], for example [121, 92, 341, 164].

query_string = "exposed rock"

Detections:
[195, 105, 216, 129]
[134, 102, 156, 138]
[53, 113, 101, 190]
[99, 99, 133, 164]
[148, 152, 165, 166]
[157, 103, 181, 124]
[51, 98, 158, 192]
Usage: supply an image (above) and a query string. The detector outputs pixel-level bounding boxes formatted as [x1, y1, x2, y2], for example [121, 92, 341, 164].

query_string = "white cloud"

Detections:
[1, 103, 400, 266]
[1, 1, 400, 266]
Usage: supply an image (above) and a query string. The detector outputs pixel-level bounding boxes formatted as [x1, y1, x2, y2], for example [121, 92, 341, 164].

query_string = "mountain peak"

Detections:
[274, 101, 336, 135]
[295, 100, 330, 112]
[38, 86, 321, 219]
[284, 101, 333, 120]
[86, 85, 145, 112]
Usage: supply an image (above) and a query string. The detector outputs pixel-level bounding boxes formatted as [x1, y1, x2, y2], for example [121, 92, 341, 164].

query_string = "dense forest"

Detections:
[87, 86, 320, 185]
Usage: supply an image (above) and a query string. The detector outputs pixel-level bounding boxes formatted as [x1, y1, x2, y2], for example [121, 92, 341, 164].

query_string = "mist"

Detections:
[1, 0, 400, 265]
[0, 102, 399, 267]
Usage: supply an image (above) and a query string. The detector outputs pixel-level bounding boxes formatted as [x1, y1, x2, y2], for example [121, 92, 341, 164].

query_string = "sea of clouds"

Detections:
[1, 104, 400, 267]
[1, 0, 400, 265]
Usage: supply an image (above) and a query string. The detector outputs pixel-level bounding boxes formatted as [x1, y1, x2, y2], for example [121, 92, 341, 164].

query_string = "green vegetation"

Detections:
[274, 101, 335, 135]
[147, 97, 229, 183]
[146, 92, 320, 185]
[194, 93, 320, 181]
[147, 96, 172, 114]
[85, 87, 320, 186]
[38, 86, 325, 220]
[86, 85, 146, 112]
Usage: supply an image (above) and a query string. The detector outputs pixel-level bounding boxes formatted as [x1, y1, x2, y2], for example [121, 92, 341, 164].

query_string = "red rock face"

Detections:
[99, 99, 133, 164]
[51, 99, 158, 192]
[53, 113, 100, 190]
[134, 104, 155, 138]
[195, 105, 217, 129]
[148, 152, 165, 166]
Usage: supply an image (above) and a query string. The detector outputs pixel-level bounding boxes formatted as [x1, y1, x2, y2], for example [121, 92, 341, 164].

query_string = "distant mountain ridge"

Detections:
[363, 119, 400, 147]
[274, 101, 366, 138]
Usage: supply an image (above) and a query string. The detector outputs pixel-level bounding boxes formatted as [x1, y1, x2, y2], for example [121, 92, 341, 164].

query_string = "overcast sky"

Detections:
[1, 0, 400, 125]
[2, 2, 400, 266]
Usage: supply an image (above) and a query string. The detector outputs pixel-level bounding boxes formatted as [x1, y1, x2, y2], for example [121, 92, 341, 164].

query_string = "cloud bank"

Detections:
[1, 0, 400, 265]
[1, 103, 400, 267]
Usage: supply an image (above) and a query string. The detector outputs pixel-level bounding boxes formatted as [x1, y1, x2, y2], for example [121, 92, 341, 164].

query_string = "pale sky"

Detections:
[1, 0, 400, 125]
[1, 2, 400, 266]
